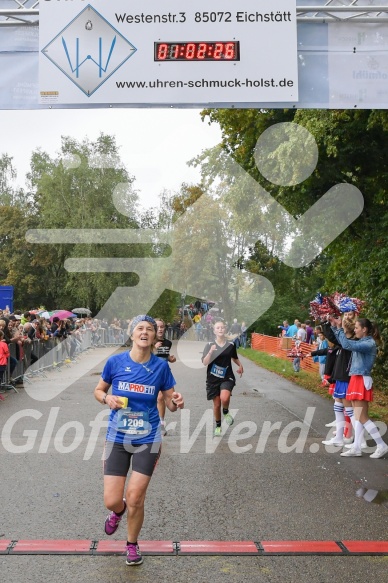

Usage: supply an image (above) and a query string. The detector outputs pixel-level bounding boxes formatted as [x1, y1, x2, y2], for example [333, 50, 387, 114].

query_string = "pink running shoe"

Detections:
[104, 501, 126, 535]
[126, 543, 143, 566]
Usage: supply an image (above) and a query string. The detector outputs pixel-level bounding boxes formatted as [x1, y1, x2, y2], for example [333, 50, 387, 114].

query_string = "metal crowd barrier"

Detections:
[101, 327, 127, 346]
[0, 328, 107, 393]
[0, 323, 183, 395]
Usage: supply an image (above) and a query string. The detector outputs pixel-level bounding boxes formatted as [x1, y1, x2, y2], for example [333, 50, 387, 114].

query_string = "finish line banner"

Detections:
[39, 0, 298, 105]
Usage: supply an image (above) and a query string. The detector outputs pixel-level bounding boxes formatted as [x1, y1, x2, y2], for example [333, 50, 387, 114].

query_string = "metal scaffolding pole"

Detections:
[1, 2, 388, 26]
[297, 1, 388, 23]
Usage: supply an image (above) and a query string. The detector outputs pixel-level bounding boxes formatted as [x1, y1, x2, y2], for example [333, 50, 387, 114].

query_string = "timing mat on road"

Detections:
[1, 540, 388, 556]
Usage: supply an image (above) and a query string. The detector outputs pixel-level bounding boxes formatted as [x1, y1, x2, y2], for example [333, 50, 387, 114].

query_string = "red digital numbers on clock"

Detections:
[155, 41, 240, 62]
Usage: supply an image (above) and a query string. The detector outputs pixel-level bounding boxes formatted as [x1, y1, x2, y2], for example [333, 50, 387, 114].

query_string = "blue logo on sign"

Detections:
[41, 4, 136, 96]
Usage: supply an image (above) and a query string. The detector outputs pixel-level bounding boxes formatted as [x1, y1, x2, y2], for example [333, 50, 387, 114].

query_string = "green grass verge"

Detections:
[239, 347, 388, 423]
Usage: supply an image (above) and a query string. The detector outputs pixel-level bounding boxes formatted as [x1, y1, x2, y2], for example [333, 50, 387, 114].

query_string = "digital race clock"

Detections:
[154, 41, 240, 61]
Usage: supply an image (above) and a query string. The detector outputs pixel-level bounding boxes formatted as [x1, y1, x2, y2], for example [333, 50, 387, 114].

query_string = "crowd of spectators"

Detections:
[0, 302, 249, 390]
[0, 307, 131, 387]
[174, 304, 249, 347]
[277, 318, 315, 344]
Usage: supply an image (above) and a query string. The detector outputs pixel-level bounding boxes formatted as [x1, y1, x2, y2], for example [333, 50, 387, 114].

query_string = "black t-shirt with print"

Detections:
[155, 338, 172, 360]
[202, 341, 238, 384]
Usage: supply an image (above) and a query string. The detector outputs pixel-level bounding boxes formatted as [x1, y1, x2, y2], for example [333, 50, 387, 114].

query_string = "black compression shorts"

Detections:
[206, 380, 235, 401]
[103, 441, 162, 477]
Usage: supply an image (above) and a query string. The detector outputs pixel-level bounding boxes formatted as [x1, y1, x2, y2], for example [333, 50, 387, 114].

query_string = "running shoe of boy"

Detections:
[223, 412, 234, 426]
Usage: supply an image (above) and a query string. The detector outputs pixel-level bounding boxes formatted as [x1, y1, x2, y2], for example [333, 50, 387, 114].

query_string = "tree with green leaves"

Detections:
[198, 108, 388, 391]
[27, 133, 142, 312]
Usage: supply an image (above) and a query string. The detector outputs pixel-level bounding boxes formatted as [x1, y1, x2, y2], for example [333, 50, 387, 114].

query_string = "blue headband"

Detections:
[129, 315, 157, 335]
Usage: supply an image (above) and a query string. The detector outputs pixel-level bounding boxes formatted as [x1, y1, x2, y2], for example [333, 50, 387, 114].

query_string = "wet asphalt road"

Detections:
[0, 342, 387, 582]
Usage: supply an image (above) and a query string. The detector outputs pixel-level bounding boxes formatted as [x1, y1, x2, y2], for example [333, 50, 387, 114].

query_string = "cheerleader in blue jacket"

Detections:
[329, 316, 388, 459]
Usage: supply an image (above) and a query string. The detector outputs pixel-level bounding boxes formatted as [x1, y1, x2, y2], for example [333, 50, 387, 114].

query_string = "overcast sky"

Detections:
[0, 108, 222, 209]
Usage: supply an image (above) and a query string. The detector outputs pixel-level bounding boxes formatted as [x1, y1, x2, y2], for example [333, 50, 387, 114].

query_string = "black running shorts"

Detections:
[206, 380, 235, 401]
[103, 441, 162, 477]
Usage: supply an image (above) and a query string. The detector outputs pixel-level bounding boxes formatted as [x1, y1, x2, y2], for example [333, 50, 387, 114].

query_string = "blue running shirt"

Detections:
[102, 352, 176, 445]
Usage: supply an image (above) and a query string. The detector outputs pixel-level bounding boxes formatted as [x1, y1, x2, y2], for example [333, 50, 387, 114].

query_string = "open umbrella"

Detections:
[40, 311, 53, 319]
[72, 307, 92, 316]
[50, 310, 77, 321]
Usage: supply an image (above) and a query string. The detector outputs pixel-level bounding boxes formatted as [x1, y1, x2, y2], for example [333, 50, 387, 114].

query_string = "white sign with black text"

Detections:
[39, 0, 298, 105]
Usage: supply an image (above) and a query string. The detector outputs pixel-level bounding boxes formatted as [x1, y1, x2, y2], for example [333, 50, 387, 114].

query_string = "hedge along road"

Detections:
[0, 342, 387, 583]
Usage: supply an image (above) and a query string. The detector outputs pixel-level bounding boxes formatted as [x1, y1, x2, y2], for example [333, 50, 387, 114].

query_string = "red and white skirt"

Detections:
[346, 375, 373, 402]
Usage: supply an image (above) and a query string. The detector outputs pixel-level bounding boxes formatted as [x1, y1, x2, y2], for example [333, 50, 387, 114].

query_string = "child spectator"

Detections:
[311, 330, 329, 380]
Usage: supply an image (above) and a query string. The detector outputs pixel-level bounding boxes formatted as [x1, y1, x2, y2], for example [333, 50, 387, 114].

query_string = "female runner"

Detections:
[94, 315, 184, 566]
